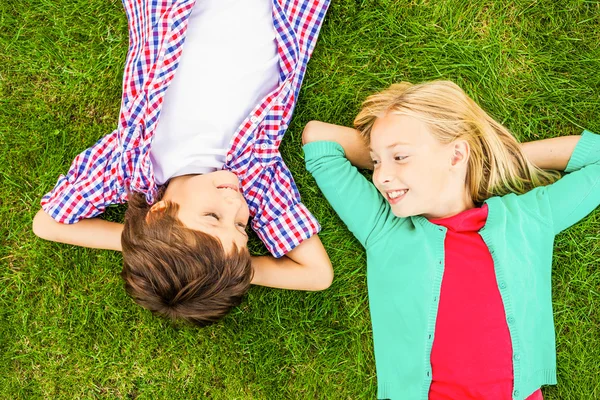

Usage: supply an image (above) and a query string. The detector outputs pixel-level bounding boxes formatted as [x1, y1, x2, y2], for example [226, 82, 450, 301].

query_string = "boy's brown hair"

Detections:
[121, 191, 253, 327]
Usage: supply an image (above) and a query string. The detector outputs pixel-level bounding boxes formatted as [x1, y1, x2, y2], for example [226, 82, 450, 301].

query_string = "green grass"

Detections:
[1, 0, 599, 398]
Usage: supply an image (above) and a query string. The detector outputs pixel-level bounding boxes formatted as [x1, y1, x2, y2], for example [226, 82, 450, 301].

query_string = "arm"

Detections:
[521, 135, 581, 170]
[304, 140, 393, 247]
[250, 235, 333, 291]
[519, 130, 600, 234]
[33, 209, 123, 251]
[34, 131, 127, 249]
[302, 120, 373, 170]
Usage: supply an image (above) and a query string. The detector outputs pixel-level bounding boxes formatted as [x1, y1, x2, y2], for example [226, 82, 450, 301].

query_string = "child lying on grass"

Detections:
[33, 0, 333, 327]
[303, 80, 599, 399]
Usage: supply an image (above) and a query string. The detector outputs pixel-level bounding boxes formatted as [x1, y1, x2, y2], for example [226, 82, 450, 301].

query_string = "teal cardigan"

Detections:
[304, 130, 600, 400]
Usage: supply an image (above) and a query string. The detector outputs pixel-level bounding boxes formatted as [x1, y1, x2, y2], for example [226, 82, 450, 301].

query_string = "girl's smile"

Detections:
[385, 188, 409, 204]
[370, 113, 473, 219]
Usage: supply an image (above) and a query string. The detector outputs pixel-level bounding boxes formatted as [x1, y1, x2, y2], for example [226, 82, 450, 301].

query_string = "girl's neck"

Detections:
[424, 190, 476, 220]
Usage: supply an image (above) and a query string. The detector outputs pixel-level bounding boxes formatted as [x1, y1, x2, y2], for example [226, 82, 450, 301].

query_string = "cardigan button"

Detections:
[513, 390, 520, 397]
[507, 316, 515, 324]
[499, 282, 507, 289]
[514, 354, 520, 361]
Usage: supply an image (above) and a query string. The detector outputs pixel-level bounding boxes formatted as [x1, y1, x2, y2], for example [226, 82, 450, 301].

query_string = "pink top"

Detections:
[429, 205, 542, 400]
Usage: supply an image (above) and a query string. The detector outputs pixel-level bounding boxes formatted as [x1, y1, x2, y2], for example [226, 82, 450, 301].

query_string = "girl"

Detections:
[302, 81, 599, 399]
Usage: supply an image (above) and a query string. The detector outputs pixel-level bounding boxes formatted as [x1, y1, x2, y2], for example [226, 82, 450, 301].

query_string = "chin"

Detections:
[390, 206, 414, 218]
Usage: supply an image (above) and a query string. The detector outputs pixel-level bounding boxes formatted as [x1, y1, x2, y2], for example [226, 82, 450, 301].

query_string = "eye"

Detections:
[371, 159, 380, 166]
[205, 213, 220, 220]
[394, 155, 408, 161]
[236, 222, 247, 229]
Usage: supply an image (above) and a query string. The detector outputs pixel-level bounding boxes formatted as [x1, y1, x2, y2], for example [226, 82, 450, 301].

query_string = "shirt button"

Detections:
[507, 316, 515, 324]
[250, 115, 258, 123]
[499, 282, 507, 289]
[261, 143, 268, 150]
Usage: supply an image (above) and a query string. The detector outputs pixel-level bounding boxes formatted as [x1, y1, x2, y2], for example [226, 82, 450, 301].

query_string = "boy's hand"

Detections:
[33, 209, 124, 251]
[250, 235, 333, 291]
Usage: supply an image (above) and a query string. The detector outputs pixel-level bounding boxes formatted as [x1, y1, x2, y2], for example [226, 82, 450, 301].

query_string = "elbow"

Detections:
[32, 209, 54, 241]
[312, 261, 334, 291]
[32, 210, 45, 238]
[302, 120, 323, 146]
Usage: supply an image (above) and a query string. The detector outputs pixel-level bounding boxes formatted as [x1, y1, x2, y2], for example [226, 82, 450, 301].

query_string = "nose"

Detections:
[374, 161, 394, 186]
[221, 194, 243, 219]
[223, 194, 243, 210]
[223, 195, 240, 204]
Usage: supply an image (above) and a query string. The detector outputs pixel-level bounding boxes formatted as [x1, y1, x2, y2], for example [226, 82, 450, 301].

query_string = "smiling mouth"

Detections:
[386, 189, 408, 204]
[217, 184, 239, 193]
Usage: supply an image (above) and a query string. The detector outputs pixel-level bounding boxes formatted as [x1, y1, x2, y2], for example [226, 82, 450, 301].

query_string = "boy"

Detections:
[32, 0, 333, 326]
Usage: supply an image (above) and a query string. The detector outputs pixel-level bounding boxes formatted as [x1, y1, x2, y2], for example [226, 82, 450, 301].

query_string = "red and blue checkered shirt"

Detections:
[41, 0, 329, 257]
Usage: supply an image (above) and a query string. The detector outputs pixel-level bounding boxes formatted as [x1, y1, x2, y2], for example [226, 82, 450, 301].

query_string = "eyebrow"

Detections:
[369, 142, 412, 152]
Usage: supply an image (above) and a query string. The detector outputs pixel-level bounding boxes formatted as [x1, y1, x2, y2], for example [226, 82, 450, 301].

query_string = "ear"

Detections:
[450, 140, 470, 167]
[146, 200, 167, 222]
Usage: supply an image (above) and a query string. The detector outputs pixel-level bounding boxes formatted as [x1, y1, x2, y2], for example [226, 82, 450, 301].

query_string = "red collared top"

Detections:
[428, 204, 543, 400]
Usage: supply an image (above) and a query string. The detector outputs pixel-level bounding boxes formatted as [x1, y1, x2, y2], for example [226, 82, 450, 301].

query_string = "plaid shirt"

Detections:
[41, 0, 329, 257]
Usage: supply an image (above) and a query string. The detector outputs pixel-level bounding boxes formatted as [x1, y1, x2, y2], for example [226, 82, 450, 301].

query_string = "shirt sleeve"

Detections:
[303, 141, 393, 248]
[251, 157, 321, 258]
[41, 130, 127, 224]
[518, 130, 600, 235]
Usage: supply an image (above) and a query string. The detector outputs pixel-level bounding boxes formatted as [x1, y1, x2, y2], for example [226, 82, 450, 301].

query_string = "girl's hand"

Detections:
[302, 121, 373, 170]
[521, 136, 581, 171]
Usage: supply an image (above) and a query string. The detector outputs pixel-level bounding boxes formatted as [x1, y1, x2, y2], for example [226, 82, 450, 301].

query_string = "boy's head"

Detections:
[121, 171, 253, 327]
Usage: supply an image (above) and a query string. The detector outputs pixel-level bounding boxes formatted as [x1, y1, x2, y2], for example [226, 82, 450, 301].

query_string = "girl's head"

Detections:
[354, 80, 559, 219]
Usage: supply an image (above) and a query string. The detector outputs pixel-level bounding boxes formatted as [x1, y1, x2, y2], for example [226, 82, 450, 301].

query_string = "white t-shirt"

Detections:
[150, 0, 280, 185]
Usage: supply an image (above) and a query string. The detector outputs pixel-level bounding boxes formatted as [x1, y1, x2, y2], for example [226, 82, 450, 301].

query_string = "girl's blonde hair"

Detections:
[354, 81, 560, 203]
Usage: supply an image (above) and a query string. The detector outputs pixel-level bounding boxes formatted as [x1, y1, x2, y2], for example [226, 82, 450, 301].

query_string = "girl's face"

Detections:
[369, 113, 471, 219]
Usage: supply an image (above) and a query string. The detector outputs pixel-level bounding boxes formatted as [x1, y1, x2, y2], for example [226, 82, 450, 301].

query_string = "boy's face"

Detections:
[156, 171, 250, 251]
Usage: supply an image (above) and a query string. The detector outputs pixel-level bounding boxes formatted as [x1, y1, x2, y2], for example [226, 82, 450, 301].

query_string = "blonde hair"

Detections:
[354, 81, 560, 203]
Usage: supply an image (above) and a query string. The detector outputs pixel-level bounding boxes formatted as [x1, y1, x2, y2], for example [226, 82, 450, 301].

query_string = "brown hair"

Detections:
[354, 80, 560, 203]
[121, 191, 253, 327]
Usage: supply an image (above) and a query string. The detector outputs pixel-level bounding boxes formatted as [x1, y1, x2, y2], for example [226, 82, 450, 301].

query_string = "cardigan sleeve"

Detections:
[304, 141, 394, 248]
[521, 130, 600, 235]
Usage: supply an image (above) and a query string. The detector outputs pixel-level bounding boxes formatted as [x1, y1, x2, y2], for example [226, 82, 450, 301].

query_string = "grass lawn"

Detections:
[1, 0, 599, 398]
